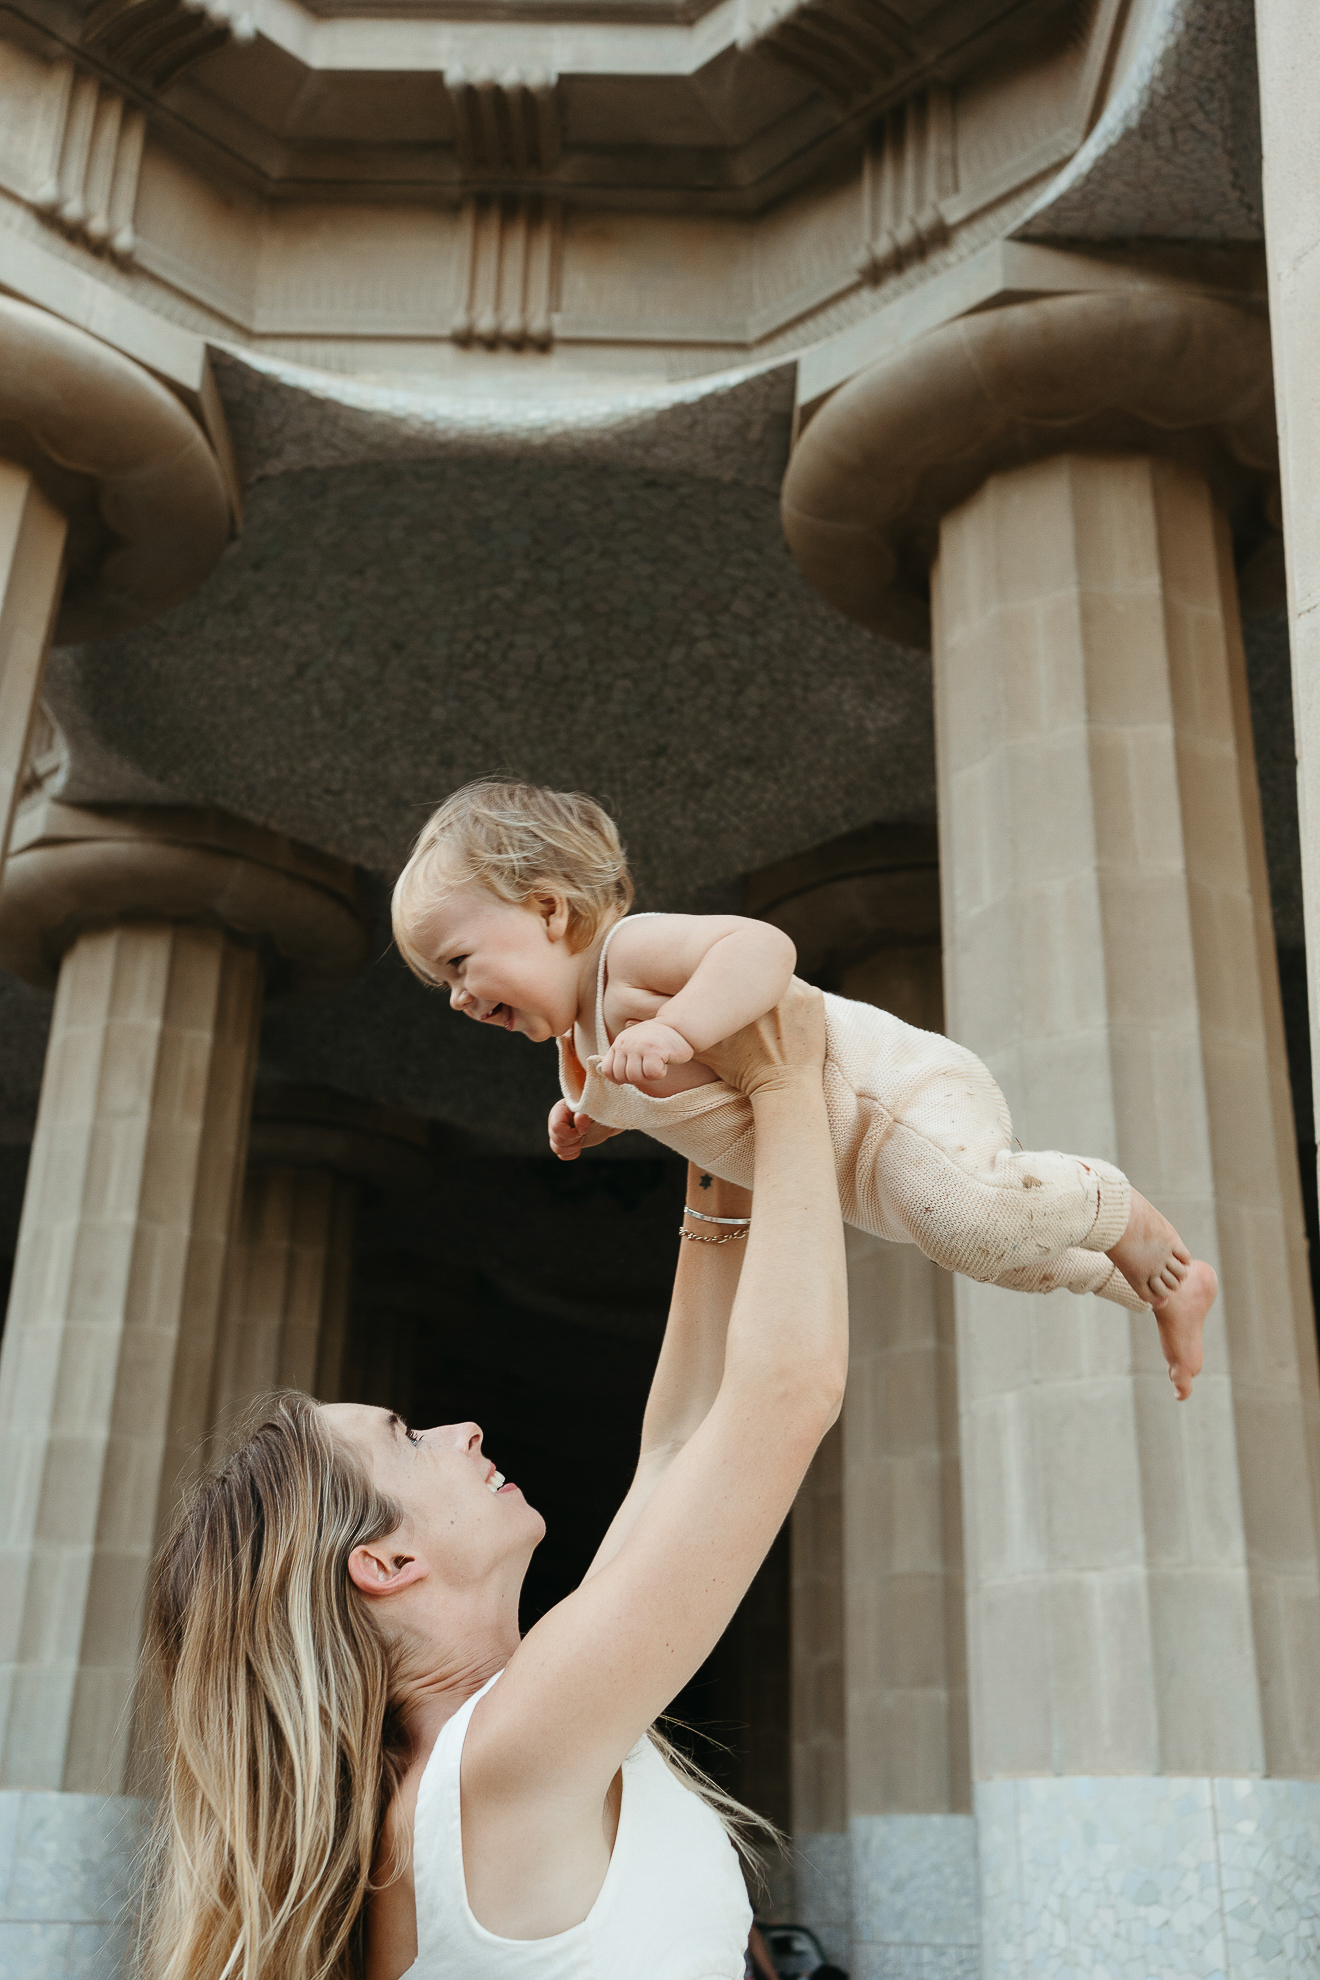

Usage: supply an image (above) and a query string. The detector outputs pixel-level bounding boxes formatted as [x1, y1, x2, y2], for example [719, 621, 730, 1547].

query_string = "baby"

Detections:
[392, 779, 1217, 1399]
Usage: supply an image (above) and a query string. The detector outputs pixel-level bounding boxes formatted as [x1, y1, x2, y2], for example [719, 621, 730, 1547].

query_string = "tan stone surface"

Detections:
[0, 296, 231, 640]
[0, 464, 64, 868]
[782, 290, 1277, 645]
[934, 452, 1320, 1781]
[0, 921, 260, 1792]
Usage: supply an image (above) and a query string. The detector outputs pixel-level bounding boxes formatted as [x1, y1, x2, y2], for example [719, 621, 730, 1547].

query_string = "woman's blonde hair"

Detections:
[137, 1394, 406, 1980]
[391, 778, 634, 985]
[137, 1392, 778, 1980]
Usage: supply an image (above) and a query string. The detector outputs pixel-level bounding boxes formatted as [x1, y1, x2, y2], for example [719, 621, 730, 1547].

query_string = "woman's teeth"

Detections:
[487, 1471, 506, 1494]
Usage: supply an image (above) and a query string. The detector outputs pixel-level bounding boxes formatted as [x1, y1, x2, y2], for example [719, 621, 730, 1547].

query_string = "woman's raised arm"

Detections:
[584, 1163, 752, 1581]
[472, 981, 847, 1800]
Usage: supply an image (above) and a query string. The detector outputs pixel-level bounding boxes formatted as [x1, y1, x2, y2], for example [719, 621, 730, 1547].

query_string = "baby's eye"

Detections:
[448, 955, 468, 971]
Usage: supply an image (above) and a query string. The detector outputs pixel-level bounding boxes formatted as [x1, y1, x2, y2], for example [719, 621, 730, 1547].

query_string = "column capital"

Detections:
[247, 1083, 434, 1188]
[0, 799, 367, 1002]
[781, 289, 1277, 645]
[0, 296, 232, 641]
[745, 820, 939, 979]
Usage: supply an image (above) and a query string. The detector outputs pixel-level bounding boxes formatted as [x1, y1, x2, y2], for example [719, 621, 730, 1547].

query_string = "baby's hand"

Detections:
[548, 1100, 622, 1162]
[599, 1020, 694, 1087]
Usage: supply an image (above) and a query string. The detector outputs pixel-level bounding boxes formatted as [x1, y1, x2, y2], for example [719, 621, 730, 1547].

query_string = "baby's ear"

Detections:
[532, 890, 573, 942]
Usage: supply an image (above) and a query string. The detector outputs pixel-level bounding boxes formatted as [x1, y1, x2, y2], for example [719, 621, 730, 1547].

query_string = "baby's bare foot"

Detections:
[1152, 1260, 1217, 1400]
[1108, 1189, 1192, 1305]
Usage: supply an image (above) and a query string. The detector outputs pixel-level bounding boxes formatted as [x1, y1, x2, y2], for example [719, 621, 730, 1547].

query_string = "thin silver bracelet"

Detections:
[683, 1204, 751, 1226]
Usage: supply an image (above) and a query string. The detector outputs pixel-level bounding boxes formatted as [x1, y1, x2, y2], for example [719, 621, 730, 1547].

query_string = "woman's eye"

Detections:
[405, 1427, 422, 1446]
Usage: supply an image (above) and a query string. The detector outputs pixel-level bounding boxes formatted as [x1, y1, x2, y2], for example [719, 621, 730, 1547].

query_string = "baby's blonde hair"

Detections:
[392, 778, 634, 984]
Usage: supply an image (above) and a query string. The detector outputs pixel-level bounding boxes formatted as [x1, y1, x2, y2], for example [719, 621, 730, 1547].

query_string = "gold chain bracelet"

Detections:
[678, 1225, 749, 1244]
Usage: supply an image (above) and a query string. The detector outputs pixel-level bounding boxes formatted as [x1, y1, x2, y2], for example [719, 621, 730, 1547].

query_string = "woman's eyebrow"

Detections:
[386, 1412, 408, 1440]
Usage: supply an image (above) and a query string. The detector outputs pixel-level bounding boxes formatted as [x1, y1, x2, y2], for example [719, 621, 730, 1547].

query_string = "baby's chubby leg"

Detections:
[1107, 1191, 1217, 1400]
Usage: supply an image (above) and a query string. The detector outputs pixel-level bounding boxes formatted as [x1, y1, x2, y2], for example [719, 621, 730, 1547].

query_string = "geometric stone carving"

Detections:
[82, 0, 255, 92]
[445, 66, 561, 175]
[452, 195, 562, 351]
[32, 63, 145, 264]
[737, 0, 915, 104]
[855, 86, 955, 285]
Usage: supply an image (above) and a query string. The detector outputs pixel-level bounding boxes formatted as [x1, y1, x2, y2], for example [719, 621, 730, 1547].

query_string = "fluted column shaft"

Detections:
[211, 1166, 356, 1437]
[0, 922, 261, 1793]
[935, 451, 1320, 1972]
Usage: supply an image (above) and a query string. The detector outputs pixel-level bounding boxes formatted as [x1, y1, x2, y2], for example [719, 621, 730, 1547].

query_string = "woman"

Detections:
[140, 982, 846, 1980]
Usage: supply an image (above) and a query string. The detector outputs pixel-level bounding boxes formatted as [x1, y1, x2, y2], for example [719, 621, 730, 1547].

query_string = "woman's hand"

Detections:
[702, 977, 826, 1098]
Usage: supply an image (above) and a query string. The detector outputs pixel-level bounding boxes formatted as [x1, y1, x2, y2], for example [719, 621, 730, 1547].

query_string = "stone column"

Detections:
[782, 291, 1320, 1973]
[210, 1086, 433, 1444]
[0, 297, 231, 869]
[837, 948, 976, 1980]
[0, 801, 365, 1977]
[755, 833, 975, 1976]
[1256, 0, 1320, 1195]
[789, 1420, 848, 1960]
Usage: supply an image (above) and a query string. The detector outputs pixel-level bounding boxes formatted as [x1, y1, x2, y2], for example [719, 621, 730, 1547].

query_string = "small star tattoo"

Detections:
[699, 1173, 713, 1190]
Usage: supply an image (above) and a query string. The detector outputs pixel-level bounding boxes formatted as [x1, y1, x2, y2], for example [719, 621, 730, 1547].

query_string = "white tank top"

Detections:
[406, 1672, 752, 1979]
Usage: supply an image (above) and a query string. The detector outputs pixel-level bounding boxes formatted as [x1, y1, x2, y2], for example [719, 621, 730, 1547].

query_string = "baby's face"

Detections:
[416, 882, 582, 1042]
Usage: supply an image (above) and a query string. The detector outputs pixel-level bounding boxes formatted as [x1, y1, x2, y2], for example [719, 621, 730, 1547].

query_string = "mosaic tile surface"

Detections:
[977, 1775, 1320, 1979]
[1019, 0, 1261, 243]
[0, 1794, 147, 1980]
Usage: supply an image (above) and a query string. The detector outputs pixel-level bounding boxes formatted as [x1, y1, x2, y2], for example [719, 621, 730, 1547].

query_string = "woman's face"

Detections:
[322, 1405, 546, 1600]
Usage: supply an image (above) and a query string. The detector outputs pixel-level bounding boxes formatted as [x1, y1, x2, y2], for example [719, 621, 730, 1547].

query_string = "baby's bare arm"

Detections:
[607, 913, 796, 1055]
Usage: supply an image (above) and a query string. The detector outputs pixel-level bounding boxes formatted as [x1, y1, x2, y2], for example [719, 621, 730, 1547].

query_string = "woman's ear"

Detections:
[348, 1541, 429, 1599]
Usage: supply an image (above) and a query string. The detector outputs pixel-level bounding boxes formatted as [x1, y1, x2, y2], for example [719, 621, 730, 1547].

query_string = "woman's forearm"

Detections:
[585, 1167, 750, 1579]
[721, 1072, 847, 1417]
[639, 1169, 751, 1456]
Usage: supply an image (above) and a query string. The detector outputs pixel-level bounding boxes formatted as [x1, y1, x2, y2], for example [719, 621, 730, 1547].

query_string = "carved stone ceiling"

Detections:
[13, 0, 1080, 207]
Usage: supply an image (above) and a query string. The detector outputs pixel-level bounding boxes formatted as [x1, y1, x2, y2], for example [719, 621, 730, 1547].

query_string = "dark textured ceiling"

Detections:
[0, 355, 934, 1158]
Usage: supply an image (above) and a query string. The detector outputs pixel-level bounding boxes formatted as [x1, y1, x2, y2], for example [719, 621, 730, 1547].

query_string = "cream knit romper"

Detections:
[557, 918, 1148, 1310]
